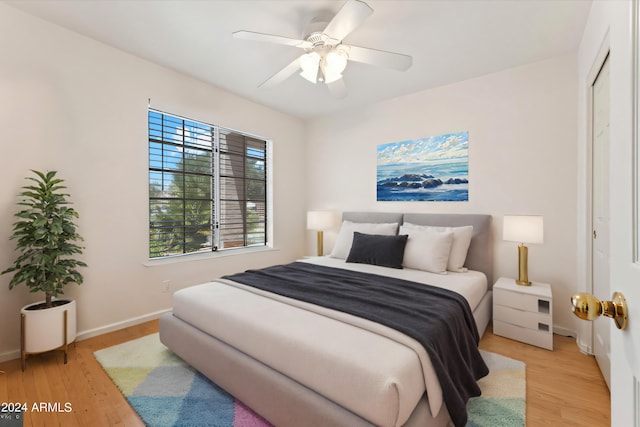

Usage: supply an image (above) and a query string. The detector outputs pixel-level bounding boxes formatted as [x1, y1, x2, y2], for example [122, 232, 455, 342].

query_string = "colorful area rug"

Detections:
[467, 350, 526, 426]
[94, 333, 525, 427]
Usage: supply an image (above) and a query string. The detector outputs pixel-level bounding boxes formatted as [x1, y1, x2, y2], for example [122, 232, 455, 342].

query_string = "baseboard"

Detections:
[576, 336, 594, 355]
[553, 325, 576, 338]
[76, 308, 171, 341]
[551, 325, 595, 356]
[0, 349, 20, 364]
[0, 308, 171, 364]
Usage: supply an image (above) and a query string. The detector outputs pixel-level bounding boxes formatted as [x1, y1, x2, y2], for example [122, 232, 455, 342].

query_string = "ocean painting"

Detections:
[377, 131, 469, 201]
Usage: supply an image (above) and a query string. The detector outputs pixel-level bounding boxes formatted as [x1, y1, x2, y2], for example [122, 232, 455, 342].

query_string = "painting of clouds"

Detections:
[377, 131, 469, 201]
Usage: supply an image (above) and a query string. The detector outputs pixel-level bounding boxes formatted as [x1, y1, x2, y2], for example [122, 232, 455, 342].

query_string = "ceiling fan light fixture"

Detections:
[321, 48, 348, 84]
[325, 49, 348, 74]
[236, 0, 411, 95]
[299, 52, 321, 83]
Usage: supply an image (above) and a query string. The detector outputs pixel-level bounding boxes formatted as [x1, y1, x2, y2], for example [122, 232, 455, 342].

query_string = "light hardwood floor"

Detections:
[0, 320, 610, 426]
[479, 329, 610, 426]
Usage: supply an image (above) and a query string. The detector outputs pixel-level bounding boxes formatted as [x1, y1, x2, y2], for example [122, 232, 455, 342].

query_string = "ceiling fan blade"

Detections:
[233, 30, 312, 49]
[327, 77, 348, 99]
[259, 56, 302, 89]
[345, 45, 412, 71]
[323, 0, 373, 42]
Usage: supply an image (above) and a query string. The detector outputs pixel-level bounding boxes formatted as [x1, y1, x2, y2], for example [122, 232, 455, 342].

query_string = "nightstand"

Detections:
[493, 277, 553, 350]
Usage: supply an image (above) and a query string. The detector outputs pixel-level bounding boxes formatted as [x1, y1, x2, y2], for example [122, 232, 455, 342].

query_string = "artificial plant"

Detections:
[2, 170, 86, 308]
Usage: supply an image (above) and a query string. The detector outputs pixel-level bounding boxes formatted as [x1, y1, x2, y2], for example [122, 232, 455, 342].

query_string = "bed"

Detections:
[159, 212, 493, 427]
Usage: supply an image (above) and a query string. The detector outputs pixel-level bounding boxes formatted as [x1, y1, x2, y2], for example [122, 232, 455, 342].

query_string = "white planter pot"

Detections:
[21, 299, 77, 354]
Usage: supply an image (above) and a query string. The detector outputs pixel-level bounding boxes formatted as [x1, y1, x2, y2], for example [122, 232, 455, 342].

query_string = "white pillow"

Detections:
[330, 221, 398, 259]
[403, 223, 474, 272]
[400, 225, 453, 274]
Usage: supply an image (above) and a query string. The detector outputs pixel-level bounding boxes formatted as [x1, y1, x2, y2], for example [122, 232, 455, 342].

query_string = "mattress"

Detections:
[171, 258, 488, 427]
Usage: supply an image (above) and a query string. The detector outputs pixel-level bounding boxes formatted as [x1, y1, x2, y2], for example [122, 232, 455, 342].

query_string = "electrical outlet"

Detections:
[162, 280, 171, 293]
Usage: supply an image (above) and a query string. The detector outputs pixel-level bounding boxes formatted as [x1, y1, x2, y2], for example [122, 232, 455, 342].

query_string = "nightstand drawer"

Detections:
[494, 319, 553, 350]
[494, 289, 551, 314]
[494, 305, 552, 331]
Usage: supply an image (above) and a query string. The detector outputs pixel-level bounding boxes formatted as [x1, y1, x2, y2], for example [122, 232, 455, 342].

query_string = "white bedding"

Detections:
[301, 257, 487, 311]
[171, 259, 488, 427]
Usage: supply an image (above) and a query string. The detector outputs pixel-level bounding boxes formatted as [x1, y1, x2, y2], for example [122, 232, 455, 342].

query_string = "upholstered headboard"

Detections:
[342, 212, 493, 285]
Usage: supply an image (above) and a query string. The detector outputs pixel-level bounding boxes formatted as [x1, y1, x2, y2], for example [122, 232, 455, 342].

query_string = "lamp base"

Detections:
[316, 230, 324, 257]
[515, 244, 531, 286]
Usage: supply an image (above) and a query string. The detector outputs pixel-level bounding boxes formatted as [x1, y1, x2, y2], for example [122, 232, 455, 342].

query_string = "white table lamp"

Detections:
[307, 211, 337, 256]
[503, 215, 544, 286]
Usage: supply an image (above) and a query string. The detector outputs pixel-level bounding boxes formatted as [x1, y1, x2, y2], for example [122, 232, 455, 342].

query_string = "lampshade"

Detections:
[307, 211, 337, 231]
[300, 52, 320, 83]
[503, 215, 544, 244]
[322, 49, 348, 83]
[300, 48, 349, 85]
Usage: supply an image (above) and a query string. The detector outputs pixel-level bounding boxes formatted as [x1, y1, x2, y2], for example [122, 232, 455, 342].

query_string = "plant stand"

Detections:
[20, 299, 76, 371]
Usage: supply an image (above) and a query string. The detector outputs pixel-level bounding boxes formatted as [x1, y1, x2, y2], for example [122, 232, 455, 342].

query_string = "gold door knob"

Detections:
[571, 292, 628, 330]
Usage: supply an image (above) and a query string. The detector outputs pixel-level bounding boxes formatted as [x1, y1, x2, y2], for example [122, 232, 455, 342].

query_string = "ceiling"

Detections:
[7, 0, 592, 119]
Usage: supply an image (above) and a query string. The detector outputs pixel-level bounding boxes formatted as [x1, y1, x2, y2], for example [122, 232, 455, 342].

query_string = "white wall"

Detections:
[0, 4, 306, 360]
[306, 55, 579, 333]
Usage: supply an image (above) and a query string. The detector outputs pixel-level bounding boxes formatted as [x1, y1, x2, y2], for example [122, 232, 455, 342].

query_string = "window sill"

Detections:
[143, 245, 279, 267]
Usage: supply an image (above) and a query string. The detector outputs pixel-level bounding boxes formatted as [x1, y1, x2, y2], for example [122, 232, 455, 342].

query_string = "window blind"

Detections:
[148, 109, 267, 258]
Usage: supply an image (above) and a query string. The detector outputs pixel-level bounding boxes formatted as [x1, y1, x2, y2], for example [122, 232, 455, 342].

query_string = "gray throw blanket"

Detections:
[224, 262, 489, 427]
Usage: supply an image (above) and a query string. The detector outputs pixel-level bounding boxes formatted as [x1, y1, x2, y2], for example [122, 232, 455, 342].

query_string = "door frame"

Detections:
[590, 51, 612, 388]
[580, 34, 611, 355]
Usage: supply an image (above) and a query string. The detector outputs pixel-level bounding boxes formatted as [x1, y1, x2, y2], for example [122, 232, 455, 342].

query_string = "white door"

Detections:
[592, 55, 611, 389]
[610, 1, 640, 424]
[610, 106, 640, 424]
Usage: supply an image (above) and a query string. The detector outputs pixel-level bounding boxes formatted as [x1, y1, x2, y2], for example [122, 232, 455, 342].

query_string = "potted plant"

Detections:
[2, 170, 86, 370]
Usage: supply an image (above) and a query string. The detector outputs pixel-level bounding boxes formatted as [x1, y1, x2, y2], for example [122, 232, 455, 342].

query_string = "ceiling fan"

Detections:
[233, 0, 412, 98]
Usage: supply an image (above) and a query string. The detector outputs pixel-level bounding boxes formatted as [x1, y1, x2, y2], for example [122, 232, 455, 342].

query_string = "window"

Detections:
[148, 109, 268, 258]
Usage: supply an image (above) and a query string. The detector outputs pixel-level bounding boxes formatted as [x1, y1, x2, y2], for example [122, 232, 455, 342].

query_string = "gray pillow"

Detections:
[346, 232, 408, 269]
